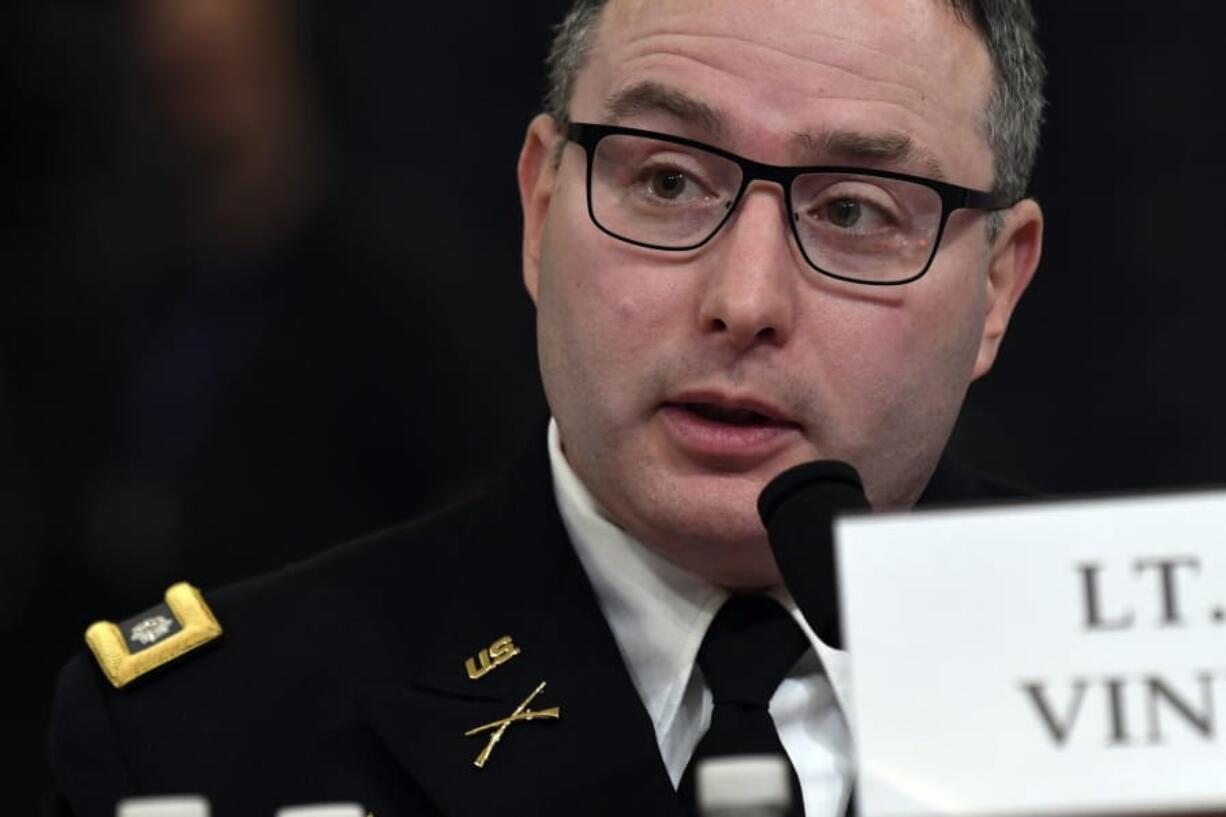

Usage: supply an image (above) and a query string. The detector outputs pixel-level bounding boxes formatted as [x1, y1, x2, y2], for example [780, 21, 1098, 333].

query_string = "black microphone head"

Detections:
[757, 460, 868, 650]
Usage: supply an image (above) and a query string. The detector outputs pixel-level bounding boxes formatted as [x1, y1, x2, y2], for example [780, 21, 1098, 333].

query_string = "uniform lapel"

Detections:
[355, 436, 683, 817]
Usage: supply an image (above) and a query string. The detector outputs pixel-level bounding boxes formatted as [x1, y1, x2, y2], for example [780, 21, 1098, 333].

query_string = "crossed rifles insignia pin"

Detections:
[463, 635, 560, 768]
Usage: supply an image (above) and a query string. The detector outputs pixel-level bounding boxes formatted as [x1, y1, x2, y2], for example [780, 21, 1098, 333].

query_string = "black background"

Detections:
[5, 2, 1225, 811]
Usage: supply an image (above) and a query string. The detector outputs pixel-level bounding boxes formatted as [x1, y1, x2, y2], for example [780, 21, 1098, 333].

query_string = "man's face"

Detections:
[519, 0, 1042, 587]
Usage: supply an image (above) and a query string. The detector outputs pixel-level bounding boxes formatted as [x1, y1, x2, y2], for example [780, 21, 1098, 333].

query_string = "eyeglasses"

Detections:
[565, 122, 1014, 286]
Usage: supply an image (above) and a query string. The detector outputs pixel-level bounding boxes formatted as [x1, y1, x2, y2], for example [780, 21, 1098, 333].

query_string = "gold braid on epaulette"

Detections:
[85, 582, 222, 689]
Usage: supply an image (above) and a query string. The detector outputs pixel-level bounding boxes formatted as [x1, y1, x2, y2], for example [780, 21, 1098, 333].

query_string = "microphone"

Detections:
[757, 460, 868, 649]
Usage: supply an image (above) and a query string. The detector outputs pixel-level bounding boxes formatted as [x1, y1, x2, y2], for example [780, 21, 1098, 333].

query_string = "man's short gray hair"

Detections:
[543, 0, 1045, 205]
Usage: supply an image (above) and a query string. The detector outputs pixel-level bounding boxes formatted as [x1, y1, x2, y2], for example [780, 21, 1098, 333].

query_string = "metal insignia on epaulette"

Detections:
[85, 582, 222, 689]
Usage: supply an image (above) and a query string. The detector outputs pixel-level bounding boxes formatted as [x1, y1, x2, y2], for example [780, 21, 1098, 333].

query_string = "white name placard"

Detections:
[836, 490, 1226, 817]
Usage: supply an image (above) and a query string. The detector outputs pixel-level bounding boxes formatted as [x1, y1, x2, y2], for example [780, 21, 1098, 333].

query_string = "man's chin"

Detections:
[633, 508, 781, 588]
[662, 539, 783, 589]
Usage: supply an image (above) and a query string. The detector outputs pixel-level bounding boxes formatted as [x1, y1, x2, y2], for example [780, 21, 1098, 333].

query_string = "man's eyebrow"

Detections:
[602, 81, 729, 140]
[792, 129, 947, 179]
[600, 85, 946, 178]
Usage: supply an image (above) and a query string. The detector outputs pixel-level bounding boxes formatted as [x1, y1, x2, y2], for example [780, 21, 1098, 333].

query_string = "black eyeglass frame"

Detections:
[565, 121, 1016, 286]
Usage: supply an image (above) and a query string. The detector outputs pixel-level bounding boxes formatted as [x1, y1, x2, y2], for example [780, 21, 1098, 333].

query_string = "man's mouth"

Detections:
[659, 397, 801, 462]
[679, 402, 778, 427]
[664, 396, 800, 430]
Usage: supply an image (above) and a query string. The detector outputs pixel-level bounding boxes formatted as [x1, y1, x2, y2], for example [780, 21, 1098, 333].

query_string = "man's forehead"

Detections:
[601, 80, 949, 177]
[579, 0, 994, 179]
[590, 0, 989, 100]
[599, 0, 974, 49]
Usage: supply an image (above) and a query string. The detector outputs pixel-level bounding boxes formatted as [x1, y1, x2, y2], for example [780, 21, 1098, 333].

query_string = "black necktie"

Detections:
[679, 595, 810, 816]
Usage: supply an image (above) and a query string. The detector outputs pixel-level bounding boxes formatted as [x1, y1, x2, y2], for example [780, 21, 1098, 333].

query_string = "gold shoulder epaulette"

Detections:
[85, 582, 223, 689]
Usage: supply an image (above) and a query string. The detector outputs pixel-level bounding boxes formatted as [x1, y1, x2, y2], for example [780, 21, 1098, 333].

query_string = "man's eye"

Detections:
[647, 169, 691, 200]
[817, 196, 893, 231]
[826, 199, 863, 228]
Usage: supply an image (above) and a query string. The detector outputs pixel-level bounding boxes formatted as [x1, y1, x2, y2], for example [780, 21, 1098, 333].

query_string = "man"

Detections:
[47, 1, 1044, 815]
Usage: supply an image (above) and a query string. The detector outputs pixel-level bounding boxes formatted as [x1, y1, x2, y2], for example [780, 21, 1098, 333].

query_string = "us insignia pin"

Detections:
[85, 582, 222, 688]
[465, 634, 520, 680]
[464, 681, 560, 768]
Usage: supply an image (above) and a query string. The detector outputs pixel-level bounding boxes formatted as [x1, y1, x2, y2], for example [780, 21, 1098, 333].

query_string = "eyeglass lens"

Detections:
[589, 132, 945, 284]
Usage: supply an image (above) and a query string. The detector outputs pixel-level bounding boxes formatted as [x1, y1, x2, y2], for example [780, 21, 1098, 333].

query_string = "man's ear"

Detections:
[517, 113, 562, 306]
[972, 198, 1043, 380]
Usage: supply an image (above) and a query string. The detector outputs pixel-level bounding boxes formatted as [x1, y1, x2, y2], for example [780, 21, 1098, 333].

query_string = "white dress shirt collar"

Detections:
[546, 419, 855, 786]
[547, 419, 726, 737]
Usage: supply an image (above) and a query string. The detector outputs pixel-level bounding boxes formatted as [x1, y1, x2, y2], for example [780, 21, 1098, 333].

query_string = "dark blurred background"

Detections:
[4, 1, 1224, 810]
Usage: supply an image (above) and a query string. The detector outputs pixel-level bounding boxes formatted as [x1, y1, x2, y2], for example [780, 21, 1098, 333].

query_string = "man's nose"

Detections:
[697, 183, 798, 351]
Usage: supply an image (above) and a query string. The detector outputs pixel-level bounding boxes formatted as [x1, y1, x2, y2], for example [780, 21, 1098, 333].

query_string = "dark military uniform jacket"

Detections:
[47, 433, 1020, 817]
